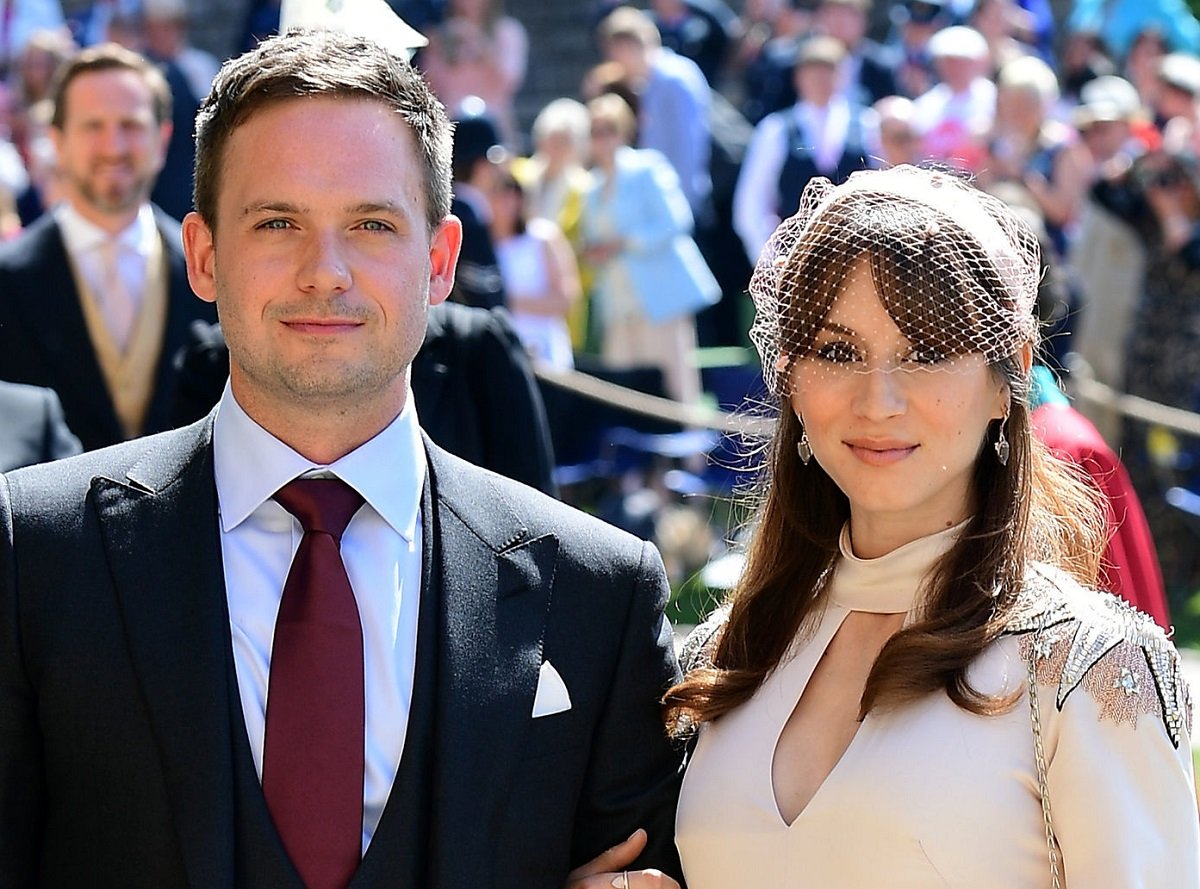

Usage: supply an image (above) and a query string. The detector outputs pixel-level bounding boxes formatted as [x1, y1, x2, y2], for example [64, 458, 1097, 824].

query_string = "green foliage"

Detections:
[1173, 588, 1200, 651]
[668, 572, 724, 628]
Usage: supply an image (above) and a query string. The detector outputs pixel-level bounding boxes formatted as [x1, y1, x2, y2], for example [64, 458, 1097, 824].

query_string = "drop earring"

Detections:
[994, 418, 1010, 466]
[796, 425, 812, 464]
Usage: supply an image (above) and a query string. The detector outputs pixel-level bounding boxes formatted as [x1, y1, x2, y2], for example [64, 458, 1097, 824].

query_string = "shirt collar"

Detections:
[212, 381, 426, 541]
[56, 201, 158, 256]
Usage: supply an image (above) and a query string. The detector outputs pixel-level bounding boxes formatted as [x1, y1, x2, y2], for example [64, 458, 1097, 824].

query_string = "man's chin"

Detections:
[83, 187, 148, 217]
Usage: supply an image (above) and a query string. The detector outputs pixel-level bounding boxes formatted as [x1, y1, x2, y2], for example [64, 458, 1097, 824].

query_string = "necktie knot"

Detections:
[274, 478, 364, 542]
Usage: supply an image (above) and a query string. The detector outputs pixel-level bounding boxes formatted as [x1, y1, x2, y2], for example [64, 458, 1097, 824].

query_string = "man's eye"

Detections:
[258, 219, 292, 231]
[358, 220, 393, 232]
[813, 342, 860, 364]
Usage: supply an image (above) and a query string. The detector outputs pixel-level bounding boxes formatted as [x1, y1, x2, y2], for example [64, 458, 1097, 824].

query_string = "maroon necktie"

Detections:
[263, 478, 365, 889]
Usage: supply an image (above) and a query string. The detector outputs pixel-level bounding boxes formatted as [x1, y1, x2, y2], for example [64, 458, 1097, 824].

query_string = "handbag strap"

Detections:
[1027, 620, 1063, 889]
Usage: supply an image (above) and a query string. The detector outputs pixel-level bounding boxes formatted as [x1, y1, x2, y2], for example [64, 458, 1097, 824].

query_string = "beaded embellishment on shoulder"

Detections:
[679, 605, 729, 674]
[1006, 564, 1192, 748]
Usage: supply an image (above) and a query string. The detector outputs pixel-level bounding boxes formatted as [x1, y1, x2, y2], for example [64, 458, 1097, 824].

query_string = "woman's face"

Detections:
[487, 179, 520, 229]
[788, 258, 1008, 542]
[588, 116, 622, 165]
[995, 85, 1044, 135]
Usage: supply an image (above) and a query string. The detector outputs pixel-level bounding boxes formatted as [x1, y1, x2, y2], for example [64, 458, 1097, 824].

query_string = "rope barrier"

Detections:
[533, 365, 775, 437]
[534, 363, 1200, 441]
[1068, 375, 1200, 438]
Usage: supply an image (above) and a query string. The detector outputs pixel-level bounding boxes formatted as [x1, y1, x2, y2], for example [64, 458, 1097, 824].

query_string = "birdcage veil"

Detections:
[748, 165, 1042, 397]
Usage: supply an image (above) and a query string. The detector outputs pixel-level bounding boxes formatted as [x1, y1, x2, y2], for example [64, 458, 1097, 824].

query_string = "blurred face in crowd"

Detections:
[795, 60, 838, 107]
[589, 116, 622, 167]
[816, 3, 866, 50]
[51, 67, 170, 229]
[1081, 119, 1130, 163]
[605, 36, 650, 82]
[995, 85, 1044, 137]
[934, 54, 982, 92]
[877, 116, 921, 167]
[143, 15, 186, 59]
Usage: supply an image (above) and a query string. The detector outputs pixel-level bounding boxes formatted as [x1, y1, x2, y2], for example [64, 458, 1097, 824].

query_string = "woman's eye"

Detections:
[906, 346, 948, 366]
[813, 341, 860, 364]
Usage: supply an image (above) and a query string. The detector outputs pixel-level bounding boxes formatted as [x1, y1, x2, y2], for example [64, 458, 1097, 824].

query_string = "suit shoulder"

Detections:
[6, 421, 209, 508]
[1007, 563, 1191, 748]
[0, 215, 58, 269]
[0, 380, 57, 414]
[426, 300, 515, 342]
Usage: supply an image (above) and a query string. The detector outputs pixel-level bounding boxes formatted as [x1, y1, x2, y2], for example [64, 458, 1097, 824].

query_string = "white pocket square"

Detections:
[531, 660, 572, 718]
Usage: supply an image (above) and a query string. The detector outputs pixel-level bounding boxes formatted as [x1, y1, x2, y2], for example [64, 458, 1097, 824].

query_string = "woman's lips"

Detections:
[845, 440, 919, 466]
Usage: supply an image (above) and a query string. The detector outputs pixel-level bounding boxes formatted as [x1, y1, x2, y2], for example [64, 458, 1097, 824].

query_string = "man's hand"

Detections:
[564, 829, 680, 889]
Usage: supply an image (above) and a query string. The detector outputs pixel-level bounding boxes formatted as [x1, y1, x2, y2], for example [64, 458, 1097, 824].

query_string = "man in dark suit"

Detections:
[0, 43, 217, 452]
[0, 381, 82, 472]
[0, 27, 683, 889]
[448, 101, 508, 310]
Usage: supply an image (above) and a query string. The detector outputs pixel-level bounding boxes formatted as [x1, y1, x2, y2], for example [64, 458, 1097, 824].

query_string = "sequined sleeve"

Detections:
[1011, 566, 1200, 884]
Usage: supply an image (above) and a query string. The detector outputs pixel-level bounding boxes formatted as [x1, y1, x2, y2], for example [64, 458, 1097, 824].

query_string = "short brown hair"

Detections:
[193, 28, 453, 233]
[50, 43, 172, 130]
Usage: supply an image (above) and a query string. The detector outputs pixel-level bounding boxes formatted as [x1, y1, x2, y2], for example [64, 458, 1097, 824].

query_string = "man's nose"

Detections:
[298, 233, 352, 294]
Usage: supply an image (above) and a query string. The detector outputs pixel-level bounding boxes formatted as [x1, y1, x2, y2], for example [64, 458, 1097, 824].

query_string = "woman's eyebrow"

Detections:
[816, 321, 858, 338]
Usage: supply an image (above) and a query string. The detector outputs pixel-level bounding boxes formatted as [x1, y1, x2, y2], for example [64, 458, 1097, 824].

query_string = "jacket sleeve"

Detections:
[570, 540, 685, 882]
[470, 308, 558, 496]
[39, 388, 83, 464]
[0, 475, 43, 885]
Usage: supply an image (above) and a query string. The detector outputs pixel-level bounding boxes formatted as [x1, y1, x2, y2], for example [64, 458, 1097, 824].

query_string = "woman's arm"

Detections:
[1041, 634, 1199, 884]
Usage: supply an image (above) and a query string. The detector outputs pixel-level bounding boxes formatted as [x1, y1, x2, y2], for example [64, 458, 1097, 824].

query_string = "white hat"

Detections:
[1074, 75, 1141, 127]
[1160, 52, 1200, 97]
[280, 0, 428, 58]
[927, 26, 989, 61]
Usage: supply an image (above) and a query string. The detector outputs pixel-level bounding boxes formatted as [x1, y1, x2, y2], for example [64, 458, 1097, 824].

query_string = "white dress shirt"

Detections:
[732, 99, 855, 263]
[212, 383, 425, 852]
[56, 202, 158, 346]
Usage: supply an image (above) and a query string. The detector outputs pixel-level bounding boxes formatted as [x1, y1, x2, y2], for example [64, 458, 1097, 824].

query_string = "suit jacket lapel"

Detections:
[93, 418, 236, 888]
[423, 442, 561, 885]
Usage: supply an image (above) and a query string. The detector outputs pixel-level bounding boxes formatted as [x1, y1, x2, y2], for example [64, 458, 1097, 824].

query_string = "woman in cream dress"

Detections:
[666, 166, 1199, 887]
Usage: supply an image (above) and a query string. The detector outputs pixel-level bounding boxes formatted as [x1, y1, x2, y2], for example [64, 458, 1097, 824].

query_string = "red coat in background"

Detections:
[1032, 401, 1171, 629]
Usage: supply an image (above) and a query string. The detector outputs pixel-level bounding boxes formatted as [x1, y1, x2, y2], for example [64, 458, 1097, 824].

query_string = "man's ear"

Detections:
[182, 211, 217, 304]
[428, 215, 463, 307]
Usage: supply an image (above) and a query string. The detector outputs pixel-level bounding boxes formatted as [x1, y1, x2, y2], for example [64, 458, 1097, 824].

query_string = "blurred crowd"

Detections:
[4, 0, 1200, 604]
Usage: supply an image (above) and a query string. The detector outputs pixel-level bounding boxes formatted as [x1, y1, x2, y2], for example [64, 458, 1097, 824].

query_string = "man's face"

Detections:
[182, 96, 461, 427]
[795, 61, 838, 107]
[51, 68, 169, 225]
[816, 3, 865, 48]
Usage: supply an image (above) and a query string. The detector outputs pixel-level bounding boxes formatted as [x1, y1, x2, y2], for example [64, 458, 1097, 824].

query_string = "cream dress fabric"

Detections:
[675, 525, 1199, 887]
